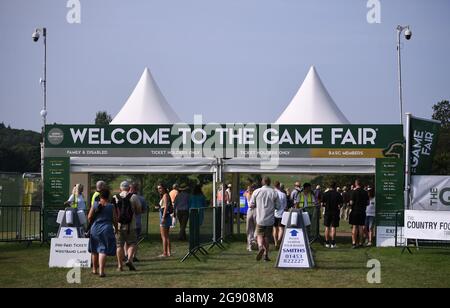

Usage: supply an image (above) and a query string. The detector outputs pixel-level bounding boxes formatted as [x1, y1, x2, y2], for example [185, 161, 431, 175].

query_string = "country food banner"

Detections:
[44, 124, 404, 159]
[404, 210, 450, 241]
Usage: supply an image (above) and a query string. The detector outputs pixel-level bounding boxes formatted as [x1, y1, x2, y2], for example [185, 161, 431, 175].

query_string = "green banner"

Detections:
[44, 157, 70, 208]
[410, 116, 441, 175]
[45, 124, 404, 159]
[43, 157, 70, 240]
[376, 158, 405, 226]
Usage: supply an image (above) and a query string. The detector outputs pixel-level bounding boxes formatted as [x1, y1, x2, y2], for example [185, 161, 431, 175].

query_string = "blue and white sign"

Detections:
[58, 227, 78, 239]
[277, 228, 312, 268]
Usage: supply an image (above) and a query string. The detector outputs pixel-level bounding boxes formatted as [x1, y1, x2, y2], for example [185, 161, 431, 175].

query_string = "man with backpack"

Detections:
[112, 181, 142, 271]
[290, 181, 303, 208]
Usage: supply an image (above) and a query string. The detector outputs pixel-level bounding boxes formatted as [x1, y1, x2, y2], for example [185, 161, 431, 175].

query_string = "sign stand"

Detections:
[276, 209, 315, 269]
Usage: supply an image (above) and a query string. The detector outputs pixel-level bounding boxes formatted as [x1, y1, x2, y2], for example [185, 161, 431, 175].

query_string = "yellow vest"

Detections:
[71, 195, 78, 209]
[91, 191, 100, 209]
[299, 193, 314, 208]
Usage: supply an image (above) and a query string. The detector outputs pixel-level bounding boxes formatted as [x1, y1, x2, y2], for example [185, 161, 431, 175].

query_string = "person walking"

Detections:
[349, 179, 369, 249]
[244, 184, 257, 251]
[158, 183, 173, 257]
[88, 189, 117, 278]
[91, 181, 107, 210]
[290, 181, 302, 208]
[112, 181, 142, 271]
[273, 181, 287, 250]
[340, 186, 351, 221]
[322, 182, 343, 249]
[249, 177, 280, 262]
[129, 182, 147, 262]
[365, 189, 376, 246]
[173, 183, 190, 241]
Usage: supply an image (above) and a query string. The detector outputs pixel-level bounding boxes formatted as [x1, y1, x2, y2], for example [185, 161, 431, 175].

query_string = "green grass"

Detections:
[0, 212, 449, 288]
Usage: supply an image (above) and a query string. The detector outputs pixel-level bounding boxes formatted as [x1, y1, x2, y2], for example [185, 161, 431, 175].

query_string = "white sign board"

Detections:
[411, 176, 450, 211]
[277, 228, 312, 268]
[404, 210, 450, 241]
[49, 238, 91, 268]
[376, 226, 405, 247]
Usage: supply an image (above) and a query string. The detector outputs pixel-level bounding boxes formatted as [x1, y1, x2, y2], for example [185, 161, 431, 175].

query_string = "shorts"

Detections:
[255, 225, 272, 237]
[274, 217, 284, 227]
[349, 211, 366, 226]
[365, 216, 375, 229]
[159, 210, 172, 229]
[324, 213, 340, 228]
[116, 227, 137, 247]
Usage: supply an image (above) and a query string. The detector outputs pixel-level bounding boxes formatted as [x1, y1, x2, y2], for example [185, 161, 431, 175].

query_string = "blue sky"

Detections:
[0, 0, 449, 131]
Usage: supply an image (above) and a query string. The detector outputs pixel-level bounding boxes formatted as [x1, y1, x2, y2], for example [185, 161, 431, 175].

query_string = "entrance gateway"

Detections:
[43, 124, 405, 246]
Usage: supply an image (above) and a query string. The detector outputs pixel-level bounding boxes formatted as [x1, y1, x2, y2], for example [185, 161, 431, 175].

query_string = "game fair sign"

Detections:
[45, 124, 404, 159]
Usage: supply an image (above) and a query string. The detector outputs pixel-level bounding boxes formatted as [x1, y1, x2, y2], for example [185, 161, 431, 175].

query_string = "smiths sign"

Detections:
[45, 124, 404, 159]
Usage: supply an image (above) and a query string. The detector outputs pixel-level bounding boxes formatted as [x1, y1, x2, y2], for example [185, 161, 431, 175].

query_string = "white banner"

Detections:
[404, 210, 450, 241]
[411, 176, 450, 211]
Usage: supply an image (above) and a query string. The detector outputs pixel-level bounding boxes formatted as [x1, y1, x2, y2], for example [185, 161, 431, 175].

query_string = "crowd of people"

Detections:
[65, 176, 375, 274]
[242, 177, 376, 261]
[66, 180, 207, 277]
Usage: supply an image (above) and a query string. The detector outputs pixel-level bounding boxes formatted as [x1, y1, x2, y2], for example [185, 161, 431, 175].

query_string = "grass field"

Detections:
[0, 211, 449, 288]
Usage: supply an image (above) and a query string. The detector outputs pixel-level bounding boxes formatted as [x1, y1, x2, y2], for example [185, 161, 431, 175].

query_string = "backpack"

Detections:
[114, 193, 134, 225]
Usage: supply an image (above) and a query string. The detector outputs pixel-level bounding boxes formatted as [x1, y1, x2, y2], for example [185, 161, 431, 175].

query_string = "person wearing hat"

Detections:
[173, 183, 190, 241]
[112, 180, 142, 271]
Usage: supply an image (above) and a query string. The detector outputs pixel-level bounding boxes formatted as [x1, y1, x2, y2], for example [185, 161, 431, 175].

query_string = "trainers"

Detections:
[366, 242, 373, 247]
[125, 261, 136, 271]
[352, 244, 357, 249]
[256, 248, 264, 261]
[325, 243, 331, 248]
[263, 255, 271, 262]
[331, 244, 337, 249]
[247, 246, 252, 252]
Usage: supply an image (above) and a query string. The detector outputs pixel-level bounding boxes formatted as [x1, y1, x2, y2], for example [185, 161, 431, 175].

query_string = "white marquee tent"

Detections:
[71, 66, 374, 192]
[111, 67, 180, 125]
[276, 66, 350, 124]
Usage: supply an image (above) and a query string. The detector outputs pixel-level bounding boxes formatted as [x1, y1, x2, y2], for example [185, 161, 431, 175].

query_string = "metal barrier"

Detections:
[302, 206, 321, 244]
[181, 206, 224, 262]
[0, 206, 41, 242]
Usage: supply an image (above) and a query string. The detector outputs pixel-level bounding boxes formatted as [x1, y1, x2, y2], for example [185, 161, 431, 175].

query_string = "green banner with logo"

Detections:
[45, 124, 404, 159]
[410, 116, 440, 175]
[376, 158, 405, 226]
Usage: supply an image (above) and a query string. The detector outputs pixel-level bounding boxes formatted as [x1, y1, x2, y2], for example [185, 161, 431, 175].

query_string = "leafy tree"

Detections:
[432, 100, 450, 175]
[432, 100, 449, 129]
[94, 111, 112, 125]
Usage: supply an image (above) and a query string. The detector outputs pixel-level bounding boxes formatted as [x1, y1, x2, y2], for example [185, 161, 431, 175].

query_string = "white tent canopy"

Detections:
[111, 67, 180, 124]
[276, 66, 350, 124]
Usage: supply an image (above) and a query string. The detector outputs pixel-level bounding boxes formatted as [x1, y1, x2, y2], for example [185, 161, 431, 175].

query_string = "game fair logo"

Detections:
[47, 128, 64, 145]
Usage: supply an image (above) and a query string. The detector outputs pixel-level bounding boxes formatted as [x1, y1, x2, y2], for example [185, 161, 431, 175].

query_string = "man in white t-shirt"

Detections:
[249, 177, 280, 262]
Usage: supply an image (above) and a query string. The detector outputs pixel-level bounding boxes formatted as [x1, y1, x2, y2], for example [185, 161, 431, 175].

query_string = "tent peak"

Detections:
[275, 66, 350, 124]
[111, 67, 180, 124]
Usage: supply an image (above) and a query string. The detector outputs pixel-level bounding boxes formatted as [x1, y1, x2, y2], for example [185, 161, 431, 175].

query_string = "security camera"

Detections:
[404, 28, 412, 40]
[32, 31, 40, 42]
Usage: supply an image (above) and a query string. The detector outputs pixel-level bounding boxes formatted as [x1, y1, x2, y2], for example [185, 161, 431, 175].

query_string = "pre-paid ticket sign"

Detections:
[276, 210, 315, 269]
